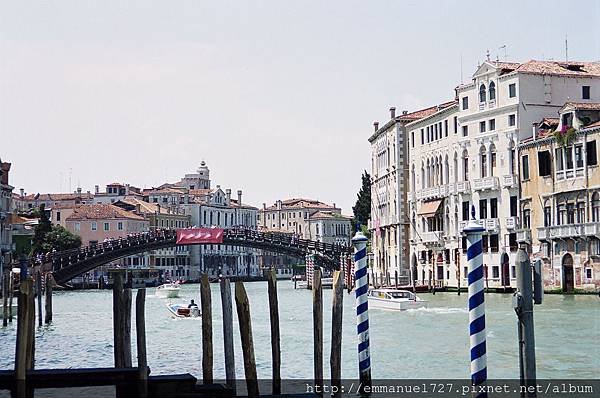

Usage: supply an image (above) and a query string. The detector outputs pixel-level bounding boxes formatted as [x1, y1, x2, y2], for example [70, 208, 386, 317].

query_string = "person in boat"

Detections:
[188, 299, 198, 309]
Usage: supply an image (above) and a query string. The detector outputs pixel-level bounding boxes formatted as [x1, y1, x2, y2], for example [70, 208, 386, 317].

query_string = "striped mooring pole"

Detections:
[464, 206, 488, 391]
[352, 230, 371, 395]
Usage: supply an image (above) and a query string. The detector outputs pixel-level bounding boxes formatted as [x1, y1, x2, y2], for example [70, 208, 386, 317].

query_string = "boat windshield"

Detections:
[388, 291, 414, 299]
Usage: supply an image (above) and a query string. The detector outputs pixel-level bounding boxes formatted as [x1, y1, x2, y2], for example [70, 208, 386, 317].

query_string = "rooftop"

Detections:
[66, 204, 146, 221]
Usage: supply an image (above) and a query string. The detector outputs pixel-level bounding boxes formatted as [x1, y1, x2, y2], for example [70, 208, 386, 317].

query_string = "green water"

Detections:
[0, 282, 598, 379]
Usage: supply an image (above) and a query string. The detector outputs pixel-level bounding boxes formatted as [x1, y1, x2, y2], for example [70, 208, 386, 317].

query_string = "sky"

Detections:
[1, 0, 599, 213]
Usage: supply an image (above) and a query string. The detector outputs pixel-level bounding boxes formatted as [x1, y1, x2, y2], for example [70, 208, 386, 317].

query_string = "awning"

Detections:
[417, 199, 442, 217]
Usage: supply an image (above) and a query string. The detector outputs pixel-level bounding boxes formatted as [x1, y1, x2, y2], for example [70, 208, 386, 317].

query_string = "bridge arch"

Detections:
[47, 228, 351, 285]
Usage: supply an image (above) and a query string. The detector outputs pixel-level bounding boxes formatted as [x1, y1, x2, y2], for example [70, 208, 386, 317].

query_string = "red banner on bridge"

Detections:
[176, 228, 224, 245]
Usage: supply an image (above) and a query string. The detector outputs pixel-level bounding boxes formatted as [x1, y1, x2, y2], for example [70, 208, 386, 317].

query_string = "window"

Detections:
[544, 204, 552, 226]
[75, 222, 81, 232]
[489, 81, 496, 101]
[509, 233, 518, 252]
[555, 147, 564, 171]
[479, 199, 488, 219]
[104, 222, 109, 231]
[56, 211, 61, 222]
[522, 155, 530, 180]
[453, 116, 458, 134]
[462, 96, 469, 110]
[479, 84, 486, 103]
[490, 234, 499, 253]
[510, 196, 518, 217]
[583, 85, 591, 100]
[411, 131, 415, 148]
[479, 121, 486, 133]
[575, 144, 584, 168]
[592, 192, 600, 222]
[91, 222, 97, 231]
[463, 154, 469, 180]
[421, 129, 424, 145]
[444, 120, 448, 136]
[565, 146, 573, 169]
[509, 83, 517, 98]
[588, 140, 598, 166]
[489, 119, 496, 131]
[509, 114, 516, 126]
[490, 198, 498, 218]
[482, 236, 489, 252]
[523, 209, 531, 228]
[586, 268, 593, 279]
[462, 201, 470, 221]
[461, 237, 468, 253]
[538, 151, 552, 176]
[462, 125, 468, 137]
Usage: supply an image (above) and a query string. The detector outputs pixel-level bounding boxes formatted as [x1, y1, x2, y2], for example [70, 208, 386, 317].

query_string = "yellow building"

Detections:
[519, 103, 600, 292]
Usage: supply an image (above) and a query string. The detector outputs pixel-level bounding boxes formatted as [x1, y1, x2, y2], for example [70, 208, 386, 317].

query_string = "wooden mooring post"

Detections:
[112, 271, 132, 368]
[267, 268, 281, 395]
[36, 272, 43, 327]
[312, 268, 323, 392]
[15, 278, 34, 381]
[2, 270, 7, 327]
[234, 281, 258, 398]
[330, 269, 344, 397]
[9, 271, 14, 323]
[44, 274, 53, 324]
[200, 274, 213, 383]
[136, 288, 148, 398]
[220, 278, 236, 394]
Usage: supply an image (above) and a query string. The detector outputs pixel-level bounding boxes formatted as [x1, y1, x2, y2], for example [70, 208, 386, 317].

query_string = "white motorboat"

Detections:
[156, 283, 181, 298]
[166, 303, 200, 318]
[367, 288, 428, 311]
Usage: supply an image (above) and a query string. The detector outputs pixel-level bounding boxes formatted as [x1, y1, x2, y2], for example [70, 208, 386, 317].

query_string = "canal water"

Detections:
[0, 282, 598, 380]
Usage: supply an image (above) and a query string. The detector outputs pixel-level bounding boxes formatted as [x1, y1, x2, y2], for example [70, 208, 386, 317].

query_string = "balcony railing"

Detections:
[485, 218, 499, 232]
[416, 185, 451, 200]
[502, 174, 518, 189]
[422, 231, 443, 244]
[455, 181, 471, 194]
[517, 229, 531, 243]
[473, 176, 500, 191]
[537, 222, 600, 240]
[506, 216, 518, 230]
[458, 220, 484, 233]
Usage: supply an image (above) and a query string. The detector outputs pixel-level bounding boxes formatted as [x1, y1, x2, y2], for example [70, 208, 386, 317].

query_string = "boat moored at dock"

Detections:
[367, 288, 428, 311]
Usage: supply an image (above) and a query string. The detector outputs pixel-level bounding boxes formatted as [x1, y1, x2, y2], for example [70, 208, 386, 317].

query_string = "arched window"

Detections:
[489, 81, 496, 101]
[592, 192, 600, 222]
[480, 145, 488, 178]
[411, 164, 416, 192]
[479, 84, 486, 103]
[508, 140, 516, 175]
[576, 194, 586, 223]
[543, 200, 552, 227]
[462, 149, 469, 180]
[426, 159, 431, 188]
[444, 155, 450, 185]
[453, 152, 458, 183]
[522, 202, 531, 229]
[421, 162, 425, 189]
[489, 143, 497, 177]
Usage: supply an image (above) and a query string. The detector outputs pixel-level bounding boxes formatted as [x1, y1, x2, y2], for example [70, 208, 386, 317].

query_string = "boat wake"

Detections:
[405, 307, 468, 314]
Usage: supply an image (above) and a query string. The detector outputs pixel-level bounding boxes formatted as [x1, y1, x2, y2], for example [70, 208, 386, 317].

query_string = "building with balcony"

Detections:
[519, 105, 600, 292]
[369, 105, 456, 284]
[306, 211, 352, 246]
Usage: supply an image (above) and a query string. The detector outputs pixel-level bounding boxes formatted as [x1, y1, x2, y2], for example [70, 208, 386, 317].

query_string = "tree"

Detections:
[352, 170, 371, 232]
[30, 204, 81, 255]
[31, 204, 52, 255]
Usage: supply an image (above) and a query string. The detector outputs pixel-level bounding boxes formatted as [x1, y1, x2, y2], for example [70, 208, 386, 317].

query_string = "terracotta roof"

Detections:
[398, 101, 457, 122]
[584, 120, 600, 129]
[515, 60, 600, 77]
[23, 192, 94, 201]
[309, 211, 351, 220]
[562, 102, 600, 111]
[117, 197, 169, 214]
[490, 61, 520, 72]
[264, 198, 337, 211]
[66, 204, 146, 221]
[229, 198, 259, 210]
[144, 187, 186, 195]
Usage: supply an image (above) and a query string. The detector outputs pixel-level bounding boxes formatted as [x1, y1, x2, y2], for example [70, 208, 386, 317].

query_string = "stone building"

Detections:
[306, 211, 352, 246]
[519, 104, 600, 292]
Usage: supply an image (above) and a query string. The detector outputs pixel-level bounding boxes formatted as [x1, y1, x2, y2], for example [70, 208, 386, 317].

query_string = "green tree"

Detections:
[31, 204, 52, 255]
[352, 170, 371, 231]
[41, 225, 82, 253]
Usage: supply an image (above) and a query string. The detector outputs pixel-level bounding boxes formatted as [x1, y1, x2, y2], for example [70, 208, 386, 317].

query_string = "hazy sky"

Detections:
[2, 1, 599, 213]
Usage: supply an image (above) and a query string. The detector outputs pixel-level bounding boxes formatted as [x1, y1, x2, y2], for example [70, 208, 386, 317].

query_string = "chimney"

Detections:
[276, 199, 282, 210]
[125, 184, 130, 196]
[402, 110, 408, 115]
[333, 202, 336, 209]
[95, 185, 99, 194]
[532, 122, 539, 141]
[263, 202, 266, 210]
[77, 187, 82, 195]
[135, 204, 141, 214]
[389, 107, 396, 119]
[20, 188, 24, 198]
[237, 190, 242, 205]
[226, 189, 231, 203]
[157, 204, 161, 214]
[373, 122, 379, 132]
[216, 184, 221, 190]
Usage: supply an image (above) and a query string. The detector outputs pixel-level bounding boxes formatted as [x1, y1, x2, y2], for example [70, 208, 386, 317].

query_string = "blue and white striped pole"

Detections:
[352, 230, 371, 394]
[464, 206, 488, 392]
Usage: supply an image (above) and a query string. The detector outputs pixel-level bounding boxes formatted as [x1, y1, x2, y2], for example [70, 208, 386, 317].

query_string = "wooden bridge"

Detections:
[44, 228, 352, 285]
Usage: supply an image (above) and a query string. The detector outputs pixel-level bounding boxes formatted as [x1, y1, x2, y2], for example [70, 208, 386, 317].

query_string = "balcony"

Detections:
[458, 220, 484, 233]
[417, 186, 450, 201]
[485, 218, 499, 232]
[506, 216, 518, 230]
[473, 176, 499, 191]
[502, 174, 518, 189]
[537, 222, 600, 240]
[455, 181, 471, 194]
[517, 229, 531, 243]
[422, 231, 443, 244]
